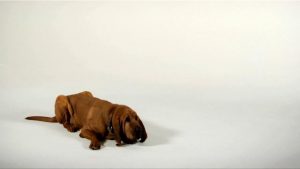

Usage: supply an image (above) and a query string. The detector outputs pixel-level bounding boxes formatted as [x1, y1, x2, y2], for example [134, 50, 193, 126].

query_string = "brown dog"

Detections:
[25, 91, 147, 150]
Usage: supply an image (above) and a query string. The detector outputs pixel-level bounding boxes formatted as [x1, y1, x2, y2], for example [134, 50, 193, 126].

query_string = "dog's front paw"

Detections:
[89, 142, 101, 150]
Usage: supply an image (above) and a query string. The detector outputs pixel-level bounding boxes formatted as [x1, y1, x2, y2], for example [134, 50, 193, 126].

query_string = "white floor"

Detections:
[1, 1, 300, 168]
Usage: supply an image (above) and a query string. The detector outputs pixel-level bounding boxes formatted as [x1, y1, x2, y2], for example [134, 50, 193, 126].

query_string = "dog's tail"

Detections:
[25, 116, 57, 123]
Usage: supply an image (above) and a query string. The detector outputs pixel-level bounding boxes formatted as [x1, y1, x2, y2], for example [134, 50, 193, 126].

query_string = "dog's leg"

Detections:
[55, 95, 70, 124]
[55, 95, 79, 132]
[63, 123, 80, 132]
[106, 131, 115, 140]
[79, 129, 101, 150]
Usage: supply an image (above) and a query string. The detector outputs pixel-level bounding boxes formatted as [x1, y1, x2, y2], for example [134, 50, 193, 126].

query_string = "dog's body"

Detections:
[26, 91, 147, 150]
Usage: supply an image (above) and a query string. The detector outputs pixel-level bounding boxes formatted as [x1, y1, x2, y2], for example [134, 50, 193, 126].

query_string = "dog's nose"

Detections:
[135, 127, 142, 141]
[135, 127, 141, 134]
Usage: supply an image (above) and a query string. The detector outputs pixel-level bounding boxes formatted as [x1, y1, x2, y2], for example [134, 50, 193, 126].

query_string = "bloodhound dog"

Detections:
[25, 91, 147, 150]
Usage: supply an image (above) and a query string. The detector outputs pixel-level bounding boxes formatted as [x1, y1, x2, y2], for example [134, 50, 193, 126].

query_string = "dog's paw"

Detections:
[116, 143, 124, 147]
[89, 142, 101, 150]
[64, 123, 79, 133]
[68, 127, 79, 132]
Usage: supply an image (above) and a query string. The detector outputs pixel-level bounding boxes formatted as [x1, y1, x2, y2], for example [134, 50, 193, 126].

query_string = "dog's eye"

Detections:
[125, 117, 130, 122]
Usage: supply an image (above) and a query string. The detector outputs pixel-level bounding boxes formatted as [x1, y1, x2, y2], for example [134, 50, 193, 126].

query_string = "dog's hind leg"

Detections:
[63, 123, 80, 132]
[55, 95, 79, 132]
[55, 95, 69, 123]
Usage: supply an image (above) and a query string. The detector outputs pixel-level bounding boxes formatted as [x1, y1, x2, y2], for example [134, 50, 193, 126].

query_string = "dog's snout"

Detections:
[135, 127, 142, 138]
[135, 127, 140, 134]
[135, 127, 142, 141]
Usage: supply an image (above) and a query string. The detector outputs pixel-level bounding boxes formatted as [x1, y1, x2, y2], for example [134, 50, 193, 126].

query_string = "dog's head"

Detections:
[112, 106, 147, 144]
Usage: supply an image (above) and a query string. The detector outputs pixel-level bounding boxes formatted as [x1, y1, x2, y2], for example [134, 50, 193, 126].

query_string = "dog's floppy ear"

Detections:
[111, 109, 123, 146]
[138, 118, 147, 142]
[121, 113, 130, 132]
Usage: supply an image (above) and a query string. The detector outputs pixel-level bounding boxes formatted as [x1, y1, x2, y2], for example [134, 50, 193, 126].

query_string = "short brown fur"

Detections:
[26, 91, 147, 150]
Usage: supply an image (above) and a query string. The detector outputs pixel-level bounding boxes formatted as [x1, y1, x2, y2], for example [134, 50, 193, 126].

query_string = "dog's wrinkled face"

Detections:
[111, 106, 147, 145]
[121, 109, 147, 144]
[123, 115, 142, 142]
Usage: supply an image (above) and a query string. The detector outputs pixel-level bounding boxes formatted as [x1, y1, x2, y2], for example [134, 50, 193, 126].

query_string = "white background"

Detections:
[1, 1, 300, 168]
